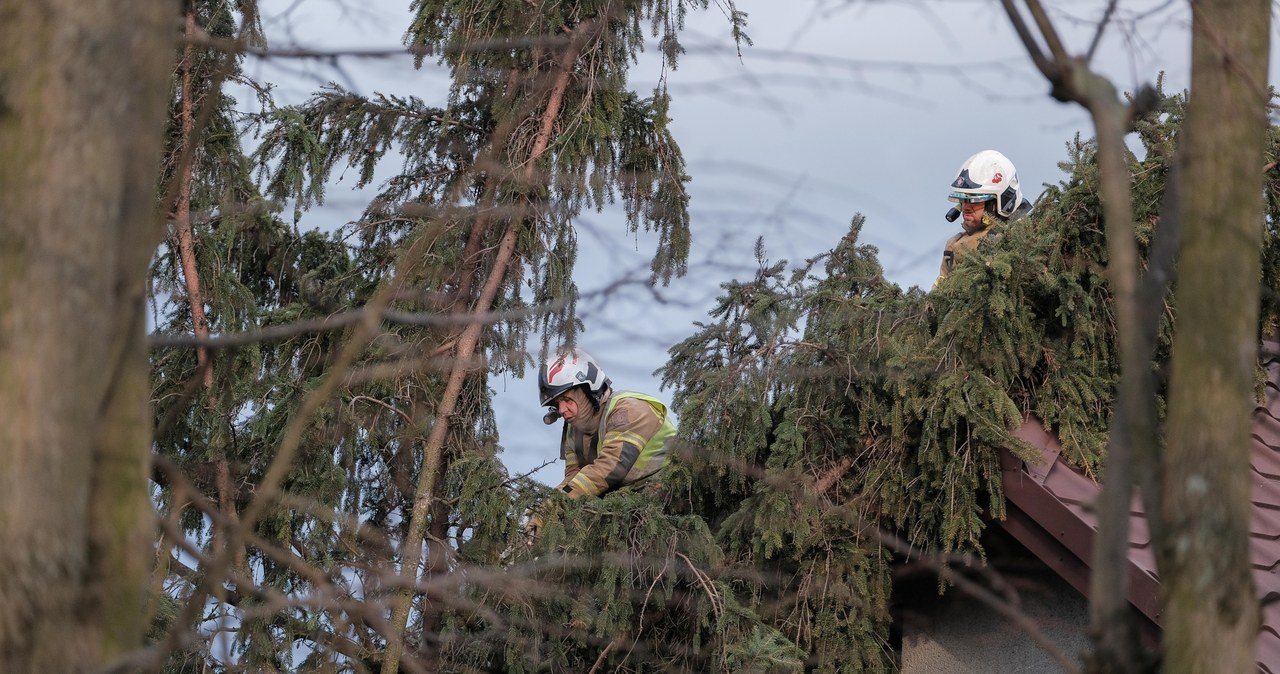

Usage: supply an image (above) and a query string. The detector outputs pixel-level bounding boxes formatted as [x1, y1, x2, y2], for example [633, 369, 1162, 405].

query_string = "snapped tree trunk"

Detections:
[1160, 1, 1270, 671]
[0, 1, 174, 670]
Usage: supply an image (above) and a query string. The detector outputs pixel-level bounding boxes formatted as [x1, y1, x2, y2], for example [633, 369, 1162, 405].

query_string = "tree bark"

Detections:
[997, 4, 1162, 668]
[0, 1, 174, 670]
[177, 4, 213, 392]
[174, 0, 245, 580]
[1160, 1, 1270, 671]
[1082, 80, 1153, 673]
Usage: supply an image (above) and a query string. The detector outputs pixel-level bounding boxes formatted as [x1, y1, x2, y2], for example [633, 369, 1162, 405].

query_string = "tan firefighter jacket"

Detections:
[934, 199, 1033, 287]
[936, 222, 996, 284]
[557, 391, 675, 498]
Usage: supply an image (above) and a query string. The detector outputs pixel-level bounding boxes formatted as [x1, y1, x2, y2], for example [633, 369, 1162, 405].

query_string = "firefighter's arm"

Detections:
[934, 233, 963, 288]
[558, 425, 581, 485]
[558, 399, 659, 498]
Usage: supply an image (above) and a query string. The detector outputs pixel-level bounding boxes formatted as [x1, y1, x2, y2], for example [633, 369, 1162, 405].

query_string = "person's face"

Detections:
[553, 393, 580, 423]
[960, 200, 988, 230]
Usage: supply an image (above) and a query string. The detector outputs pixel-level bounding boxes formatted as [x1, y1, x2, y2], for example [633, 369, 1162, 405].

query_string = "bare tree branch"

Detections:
[998, 0, 1055, 81]
[1085, 0, 1120, 63]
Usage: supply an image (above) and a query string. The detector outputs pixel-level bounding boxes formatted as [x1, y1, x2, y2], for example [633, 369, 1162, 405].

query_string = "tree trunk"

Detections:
[380, 20, 598, 674]
[1160, 1, 1270, 671]
[177, 4, 213, 392]
[0, 1, 174, 670]
[996, 5, 1164, 665]
[174, 0, 245, 580]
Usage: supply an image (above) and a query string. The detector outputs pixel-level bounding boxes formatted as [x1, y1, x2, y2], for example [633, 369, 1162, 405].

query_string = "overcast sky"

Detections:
[246, 1, 1254, 483]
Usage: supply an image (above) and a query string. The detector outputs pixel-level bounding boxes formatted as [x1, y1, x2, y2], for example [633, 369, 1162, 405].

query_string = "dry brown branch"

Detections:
[148, 269, 667, 351]
[813, 456, 854, 497]
[148, 303, 563, 350]
[587, 640, 618, 674]
[164, 217, 448, 674]
[187, 24, 571, 60]
[676, 552, 724, 623]
[122, 458, 398, 674]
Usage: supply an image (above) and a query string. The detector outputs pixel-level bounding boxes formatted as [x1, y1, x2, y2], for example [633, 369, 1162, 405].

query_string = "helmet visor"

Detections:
[948, 191, 996, 204]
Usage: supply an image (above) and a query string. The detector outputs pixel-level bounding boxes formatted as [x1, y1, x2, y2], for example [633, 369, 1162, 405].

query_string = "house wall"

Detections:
[901, 565, 1090, 673]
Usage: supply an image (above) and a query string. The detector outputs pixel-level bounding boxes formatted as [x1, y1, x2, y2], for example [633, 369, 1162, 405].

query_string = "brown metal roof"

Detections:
[998, 340, 1280, 671]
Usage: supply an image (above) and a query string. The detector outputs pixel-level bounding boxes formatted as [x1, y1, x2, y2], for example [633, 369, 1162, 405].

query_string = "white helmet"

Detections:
[948, 150, 1024, 218]
[538, 349, 610, 408]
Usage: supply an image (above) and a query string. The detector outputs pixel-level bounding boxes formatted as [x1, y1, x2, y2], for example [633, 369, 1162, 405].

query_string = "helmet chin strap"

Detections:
[589, 384, 612, 411]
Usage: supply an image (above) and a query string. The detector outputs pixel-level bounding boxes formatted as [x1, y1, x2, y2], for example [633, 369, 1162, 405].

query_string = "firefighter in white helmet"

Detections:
[935, 149, 1032, 286]
[537, 348, 675, 499]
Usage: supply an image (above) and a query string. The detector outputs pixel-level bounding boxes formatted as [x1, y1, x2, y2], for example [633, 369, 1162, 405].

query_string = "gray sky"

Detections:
[247, 1, 1236, 483]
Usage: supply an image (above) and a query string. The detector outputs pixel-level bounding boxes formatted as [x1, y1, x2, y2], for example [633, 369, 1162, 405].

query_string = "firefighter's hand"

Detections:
[522, 513, 544, 547]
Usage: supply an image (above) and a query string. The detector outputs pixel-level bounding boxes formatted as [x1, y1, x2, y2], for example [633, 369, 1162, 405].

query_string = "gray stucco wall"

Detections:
[901, 567, 1090, 673]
